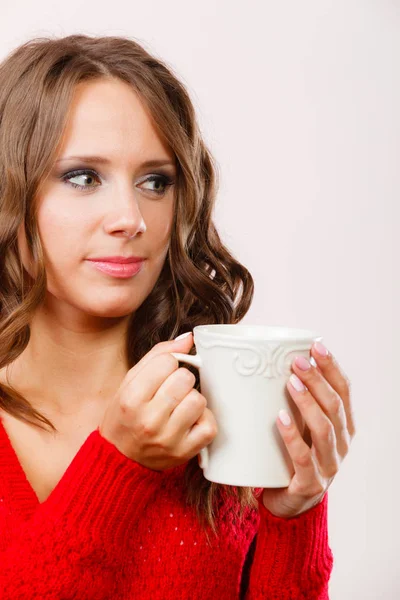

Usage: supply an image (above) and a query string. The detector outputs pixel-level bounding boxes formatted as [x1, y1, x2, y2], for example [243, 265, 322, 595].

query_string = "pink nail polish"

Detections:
[278, 409, 292, 426]
[295, 356, 310, 371]
[314, 341, 328, 357]
[289, 373, 306, 392]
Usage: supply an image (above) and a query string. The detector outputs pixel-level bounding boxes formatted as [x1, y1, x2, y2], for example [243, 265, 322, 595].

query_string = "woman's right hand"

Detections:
[98, 333, 218, 471]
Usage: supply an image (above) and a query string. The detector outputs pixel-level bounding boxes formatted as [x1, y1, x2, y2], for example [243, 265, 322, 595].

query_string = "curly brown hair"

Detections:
[0, 33, 258, 545]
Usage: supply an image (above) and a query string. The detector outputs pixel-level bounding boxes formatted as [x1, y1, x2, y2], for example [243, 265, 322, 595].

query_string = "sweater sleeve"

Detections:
[0, 428, 165, 600]
[244, 492, 334, 600]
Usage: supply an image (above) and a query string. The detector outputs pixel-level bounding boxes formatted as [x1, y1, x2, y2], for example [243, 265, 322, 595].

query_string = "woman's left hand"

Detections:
[262, 342, 356, 518]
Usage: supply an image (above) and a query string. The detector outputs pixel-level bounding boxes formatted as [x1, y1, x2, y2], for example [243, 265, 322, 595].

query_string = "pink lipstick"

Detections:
[86, 256, 145, 279]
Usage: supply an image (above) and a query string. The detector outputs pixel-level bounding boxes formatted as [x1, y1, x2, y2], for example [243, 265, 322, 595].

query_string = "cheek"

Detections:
[37, 206, 86, 267]
[147, 203, 174, 250]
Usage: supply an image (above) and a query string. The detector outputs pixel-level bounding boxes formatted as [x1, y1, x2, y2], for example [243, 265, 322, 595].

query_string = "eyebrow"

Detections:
[55, 155, 176, 169]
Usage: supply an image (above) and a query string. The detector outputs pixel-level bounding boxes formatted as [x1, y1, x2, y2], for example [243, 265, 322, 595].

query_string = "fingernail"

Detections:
[314, 341, 328, 357]
[289, 373, 306, 392]
[174, 331, 192, 341]
[295, 356, 311, 371]
[278, 409, 292, 426]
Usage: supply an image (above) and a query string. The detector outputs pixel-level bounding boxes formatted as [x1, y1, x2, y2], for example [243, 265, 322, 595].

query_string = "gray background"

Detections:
[0, 1, 397, 598]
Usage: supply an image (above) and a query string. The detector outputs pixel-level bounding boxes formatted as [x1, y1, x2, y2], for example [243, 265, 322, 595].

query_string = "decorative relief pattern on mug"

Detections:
[196, 338, 312, 378]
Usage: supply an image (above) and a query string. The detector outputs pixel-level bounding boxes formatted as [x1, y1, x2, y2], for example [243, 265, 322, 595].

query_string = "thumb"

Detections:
[173, 331, 193, 343]
[125, 332, 194, 380]
[171, 331, 194, 354]
[169, 331, 194, 364]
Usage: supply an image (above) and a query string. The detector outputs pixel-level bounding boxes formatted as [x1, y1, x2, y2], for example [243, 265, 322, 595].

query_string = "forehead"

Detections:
[55, 78, 175, 166]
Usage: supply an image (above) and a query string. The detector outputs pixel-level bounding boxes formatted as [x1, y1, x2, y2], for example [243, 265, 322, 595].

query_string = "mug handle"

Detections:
[170, 352, 208, 470]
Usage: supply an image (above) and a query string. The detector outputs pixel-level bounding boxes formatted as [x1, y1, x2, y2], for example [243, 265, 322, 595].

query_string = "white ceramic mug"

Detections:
[171, 324, 323, 488]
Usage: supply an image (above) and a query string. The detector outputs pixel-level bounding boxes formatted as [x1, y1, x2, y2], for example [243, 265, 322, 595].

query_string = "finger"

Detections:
[152, 366, 197, 418]
[287, 375, 340, 478]
[310, 343, 356, 439]
[309, 356, 323, 375]
[276, 410, 324, 498]
[120, 353, 180, 407]
[125, 333, 194, 384]
[291, 355, 351, 457]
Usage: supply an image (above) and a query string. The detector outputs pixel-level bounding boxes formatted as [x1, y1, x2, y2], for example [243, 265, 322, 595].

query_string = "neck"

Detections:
[5, 301, 132, 417]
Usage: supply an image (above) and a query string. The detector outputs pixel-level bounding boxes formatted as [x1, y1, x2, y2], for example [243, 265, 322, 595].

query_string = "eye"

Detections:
[61, 169, 100, 191]
[139, 174, 175, 196]
[61, 169, 175, 197]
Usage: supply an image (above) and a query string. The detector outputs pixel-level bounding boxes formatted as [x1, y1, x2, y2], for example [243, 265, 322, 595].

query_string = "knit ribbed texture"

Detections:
[0, 418, 334, 599]
[245, 493, 333, 599]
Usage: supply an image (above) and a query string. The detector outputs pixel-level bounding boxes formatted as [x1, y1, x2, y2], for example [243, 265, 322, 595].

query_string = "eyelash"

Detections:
[60, 169, 175, 197]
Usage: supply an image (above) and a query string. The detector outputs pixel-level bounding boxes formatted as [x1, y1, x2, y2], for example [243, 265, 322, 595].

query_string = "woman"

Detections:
[0, 34, 355, 599]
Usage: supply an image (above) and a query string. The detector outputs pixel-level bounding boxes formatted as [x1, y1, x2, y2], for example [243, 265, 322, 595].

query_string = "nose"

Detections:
[104, 192, 147, 239]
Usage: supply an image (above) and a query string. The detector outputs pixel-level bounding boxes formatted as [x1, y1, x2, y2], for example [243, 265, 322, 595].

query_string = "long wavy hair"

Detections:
[0, 33, 259, 544]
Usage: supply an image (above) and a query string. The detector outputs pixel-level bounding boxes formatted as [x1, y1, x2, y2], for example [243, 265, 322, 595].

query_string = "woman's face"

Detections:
[18, 78, 177, 319]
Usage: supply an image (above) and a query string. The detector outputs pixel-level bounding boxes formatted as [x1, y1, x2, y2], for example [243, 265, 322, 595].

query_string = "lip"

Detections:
[86, 256, 145, 264]
[86, 258, 145, 279]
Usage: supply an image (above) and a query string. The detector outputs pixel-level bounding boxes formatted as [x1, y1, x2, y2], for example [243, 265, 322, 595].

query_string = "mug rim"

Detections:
[193, 324, 322, 342]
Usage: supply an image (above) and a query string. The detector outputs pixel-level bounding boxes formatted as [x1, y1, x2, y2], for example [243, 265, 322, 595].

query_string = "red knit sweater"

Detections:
[0, 417, 334, 599]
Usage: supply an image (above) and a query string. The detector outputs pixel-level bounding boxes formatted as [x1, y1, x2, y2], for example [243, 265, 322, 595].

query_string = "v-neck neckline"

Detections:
[0, 414, 41, 516]
[0, 412, 188, 520]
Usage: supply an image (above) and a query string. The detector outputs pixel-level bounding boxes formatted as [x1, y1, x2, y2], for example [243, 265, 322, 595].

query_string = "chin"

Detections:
[84, 299, 140, 319]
